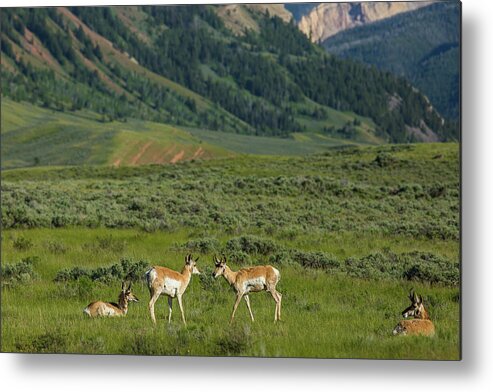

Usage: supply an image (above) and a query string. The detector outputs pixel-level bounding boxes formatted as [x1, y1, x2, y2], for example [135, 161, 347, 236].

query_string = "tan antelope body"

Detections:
[146, 254, 200, 325]
[393, 290, 435, 337]
[83, 281, 138, 317]
[213, 256, 282, 323]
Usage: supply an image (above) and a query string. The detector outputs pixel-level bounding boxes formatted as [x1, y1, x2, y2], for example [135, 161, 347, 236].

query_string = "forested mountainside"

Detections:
[1, 5, 457, 142]
[323, 2, 460, 120]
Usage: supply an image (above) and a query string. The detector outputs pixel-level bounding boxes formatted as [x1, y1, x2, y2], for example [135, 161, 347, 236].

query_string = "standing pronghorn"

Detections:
[393, 290, 435, 337]
[145, 254, 201, 325]
[212, 255, 282, 323]
[83, 281, 139, 317]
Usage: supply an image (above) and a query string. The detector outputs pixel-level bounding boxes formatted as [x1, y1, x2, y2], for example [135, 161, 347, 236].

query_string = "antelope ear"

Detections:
[128, 282, 132, 290]
[121, 281, 126, 291]
[417, 295, 423, 304]
[408, 288, 414, 302]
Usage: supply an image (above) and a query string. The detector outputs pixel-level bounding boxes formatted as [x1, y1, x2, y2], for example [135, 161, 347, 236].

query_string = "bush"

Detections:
[373, 152, 397, 168]
[225, 235, 280, 256]
[55, 276, 94, 300]
[179, 237, 220, 254]
[54, 266, 89, 282]
[54, 258, 149, 283]
[46, 240, 67, 254]
[224, 250, 251, 266]
[1, 257, 39, 287]
[290, 250, 340, 270]
[15, 330, 68, 353]
[344, 250, 459, 285]
[94, 235, 127, 252]
[198, 266, 221, 292]
[215, 325, 252, 356]
[12, 236, 33, 251]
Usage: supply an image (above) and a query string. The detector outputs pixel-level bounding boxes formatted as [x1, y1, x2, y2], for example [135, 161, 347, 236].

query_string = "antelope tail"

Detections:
[145, 268, 157, 289]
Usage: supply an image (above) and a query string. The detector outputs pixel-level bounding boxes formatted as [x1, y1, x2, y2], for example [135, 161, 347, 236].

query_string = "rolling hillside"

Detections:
[2, 98, 380, 169]
[323, 2, 460, 120]
[1, 99, 232, 169]
[1, 5, 457, 154]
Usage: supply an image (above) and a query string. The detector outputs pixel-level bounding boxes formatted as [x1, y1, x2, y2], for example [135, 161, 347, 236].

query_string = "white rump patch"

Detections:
[243, 276, 266, 292]
[146, 268, 158, 287]
[162, 277, 181, 297]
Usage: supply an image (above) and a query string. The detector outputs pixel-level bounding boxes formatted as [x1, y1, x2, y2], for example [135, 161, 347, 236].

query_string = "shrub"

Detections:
[225, 250, 251, 266]
[55, 276, 94, 300]
[54, 266, 89, 282]
[12, 236, 33, 251]
[16, 330, 68, 353]
[46, 240, 67, 254]
[198, 266, 220, 292]
[225, 235, 280, 256]
[373, 152, 397, 168]
[94, 235, 127, 252]
[1, 257, 39, 287]
[344, 250, 459, 285]
[179, 237, 221, 254]
[54, 258, 149, 283]
[215, 325, 252, 356]
[128, 333, 164, 356]
[290, 250, 340, 270]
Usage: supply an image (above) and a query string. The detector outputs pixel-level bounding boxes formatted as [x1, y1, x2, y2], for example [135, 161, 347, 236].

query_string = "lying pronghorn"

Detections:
[212, 256, 282, 323]
[83, 281, 139, 317]
[393, 290, 435, 337]
[145, 254, 201, 325]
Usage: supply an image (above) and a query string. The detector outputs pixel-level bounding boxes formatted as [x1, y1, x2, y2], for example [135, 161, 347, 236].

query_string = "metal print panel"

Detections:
[0, 1, 461, 359]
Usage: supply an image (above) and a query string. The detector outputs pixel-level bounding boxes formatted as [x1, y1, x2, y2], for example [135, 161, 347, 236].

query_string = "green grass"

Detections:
[1, 228, 459, 359]
[1, 142, 460, 358]
[186, 127, 357, 155]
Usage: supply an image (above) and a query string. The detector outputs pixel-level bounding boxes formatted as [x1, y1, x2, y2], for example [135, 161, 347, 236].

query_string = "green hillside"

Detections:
[323, 2, 460, 120]
[1, 5, 456, 146]
[1, 98, 232, 169]
[2, 98, 380, 169]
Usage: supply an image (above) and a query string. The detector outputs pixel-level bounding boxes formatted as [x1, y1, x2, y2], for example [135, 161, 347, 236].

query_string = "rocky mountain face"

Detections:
[297, 2, 433, 42]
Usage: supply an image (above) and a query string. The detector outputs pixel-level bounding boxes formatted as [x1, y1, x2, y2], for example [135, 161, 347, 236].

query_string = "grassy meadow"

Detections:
[1, 142, 460, 359]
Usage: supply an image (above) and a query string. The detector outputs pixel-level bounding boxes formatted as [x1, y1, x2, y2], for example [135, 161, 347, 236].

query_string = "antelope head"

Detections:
[212, 255, 227, 279]
[401, 289, 427, 319]
[121, 281, 139, 303]
[185, 254, 201, 275]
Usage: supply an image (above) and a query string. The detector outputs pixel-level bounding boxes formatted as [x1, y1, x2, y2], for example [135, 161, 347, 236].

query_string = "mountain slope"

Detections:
[284, 3, 319, 22]
[1, 5, 456, 148]
[296, 2, 431, 43]
[323, 2, 460, 120]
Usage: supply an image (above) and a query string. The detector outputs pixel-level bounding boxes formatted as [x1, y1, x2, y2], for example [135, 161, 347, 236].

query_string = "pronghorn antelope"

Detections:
[83, 281, 139, 317]
[393, 290, 435, 337]
[212, 256, 282, 323]
[145, 254, 201, 325]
